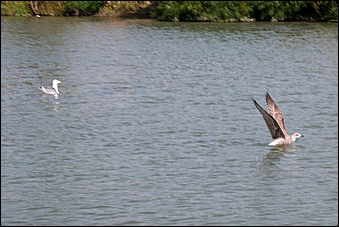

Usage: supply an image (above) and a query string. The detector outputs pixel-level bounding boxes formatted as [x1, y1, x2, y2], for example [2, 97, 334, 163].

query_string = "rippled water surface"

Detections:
[1, 17, 338, 226]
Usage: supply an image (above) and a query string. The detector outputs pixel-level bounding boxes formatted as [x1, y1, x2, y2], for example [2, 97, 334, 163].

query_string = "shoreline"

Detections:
[1, 1, 337, 23]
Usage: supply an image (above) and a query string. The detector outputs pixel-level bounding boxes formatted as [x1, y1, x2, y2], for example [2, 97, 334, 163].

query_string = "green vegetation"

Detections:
[1, 1, 31, 17]
[0, 1, 150, 17]
[152, 1, 253, 22]
[152, 1, 338, 22]
[1, 1, 338, 22]
[249, 1, 338, 21]
[63, 1, 105, 16]
[32, 1, 66, 16]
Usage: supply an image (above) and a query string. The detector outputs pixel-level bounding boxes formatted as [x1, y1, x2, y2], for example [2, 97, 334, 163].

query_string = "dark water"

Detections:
[1, 17, 338, 226]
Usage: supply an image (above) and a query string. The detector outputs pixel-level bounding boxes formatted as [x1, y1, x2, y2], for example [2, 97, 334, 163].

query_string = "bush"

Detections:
[37, 1, 67, 16]
[1, 1, 31, 16]
[153, 1, 338, 22]
[63, 1, 104, 16]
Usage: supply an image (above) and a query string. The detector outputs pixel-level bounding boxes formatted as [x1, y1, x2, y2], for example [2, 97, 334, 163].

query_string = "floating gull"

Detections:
[39, 79, 62, 97]
[252, 92, 303, 146]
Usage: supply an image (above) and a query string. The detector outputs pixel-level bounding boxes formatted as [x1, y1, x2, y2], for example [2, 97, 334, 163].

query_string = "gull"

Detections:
[252, 92, 303, 146]
[39, 79, 62, 97]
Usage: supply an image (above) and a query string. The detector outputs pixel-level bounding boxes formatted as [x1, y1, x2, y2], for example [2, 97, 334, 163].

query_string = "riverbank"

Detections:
[0, 1, 156, 18]
[1, 1, 338, 22]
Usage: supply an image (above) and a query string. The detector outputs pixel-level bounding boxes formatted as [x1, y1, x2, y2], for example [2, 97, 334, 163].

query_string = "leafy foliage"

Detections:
[1, 1, 337, 21]
[63, 1, 105, 16]
[153, 1, 338, 22]
[1, 1, 31, 16]
[37, 1, 66, 16]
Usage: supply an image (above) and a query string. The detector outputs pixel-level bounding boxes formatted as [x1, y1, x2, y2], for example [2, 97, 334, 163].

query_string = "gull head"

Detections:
[53, 79, 62, 86]
[291, 133, 304, 142]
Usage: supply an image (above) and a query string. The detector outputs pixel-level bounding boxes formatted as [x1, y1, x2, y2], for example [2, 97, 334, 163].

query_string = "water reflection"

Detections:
[53, 102, 59, 111]
[262, 149, 286, 166]
[270, 145, 288, 153]
[261, 145, 302, 166]
[40, 95, 60, 111]
[272, 145, 302, 153]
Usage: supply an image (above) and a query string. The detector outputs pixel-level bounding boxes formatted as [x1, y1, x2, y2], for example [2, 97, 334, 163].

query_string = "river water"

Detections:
[1, 17, 338, 226]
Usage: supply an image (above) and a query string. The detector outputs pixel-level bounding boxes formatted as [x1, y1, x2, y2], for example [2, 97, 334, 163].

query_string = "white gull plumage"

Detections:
[252, 92, 303, 146]
[39, 79, 62, 97]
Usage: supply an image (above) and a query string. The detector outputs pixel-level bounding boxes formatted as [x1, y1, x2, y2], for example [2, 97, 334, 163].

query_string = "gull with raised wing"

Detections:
[252, 92, 303, 146]
[39, 79, 62, 97]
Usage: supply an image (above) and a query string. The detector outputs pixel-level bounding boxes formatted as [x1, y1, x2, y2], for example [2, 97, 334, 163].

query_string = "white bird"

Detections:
[252, 92, 303, 146]
[39, 79, 62, 97]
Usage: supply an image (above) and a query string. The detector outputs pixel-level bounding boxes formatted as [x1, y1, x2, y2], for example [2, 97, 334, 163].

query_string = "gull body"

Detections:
[39, 79, 62, 97]
[252, 92, 303, 146]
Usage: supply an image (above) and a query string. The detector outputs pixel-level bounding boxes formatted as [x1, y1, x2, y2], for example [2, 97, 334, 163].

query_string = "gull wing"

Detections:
[39, 86, 57, 95]
[265, 92, 288, 136]
[253, 98, 286, 139]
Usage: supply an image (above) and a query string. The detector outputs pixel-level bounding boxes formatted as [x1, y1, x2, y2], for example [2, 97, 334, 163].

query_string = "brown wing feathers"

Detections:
[265, 92, 287, 136]
[252, 96, 286, 139]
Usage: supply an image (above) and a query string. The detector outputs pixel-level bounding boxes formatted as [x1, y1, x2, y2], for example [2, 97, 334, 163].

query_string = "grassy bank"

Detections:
[0, 1, 155, 17]
[1, 1, 338, 22]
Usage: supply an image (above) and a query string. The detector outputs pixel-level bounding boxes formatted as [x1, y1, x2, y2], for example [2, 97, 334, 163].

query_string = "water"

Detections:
[1, 17, 338, 226]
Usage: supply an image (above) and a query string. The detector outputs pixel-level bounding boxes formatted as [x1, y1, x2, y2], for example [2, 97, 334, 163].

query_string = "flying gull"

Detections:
[39, 79, 62, 97]
[252, 92, 303, 146]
